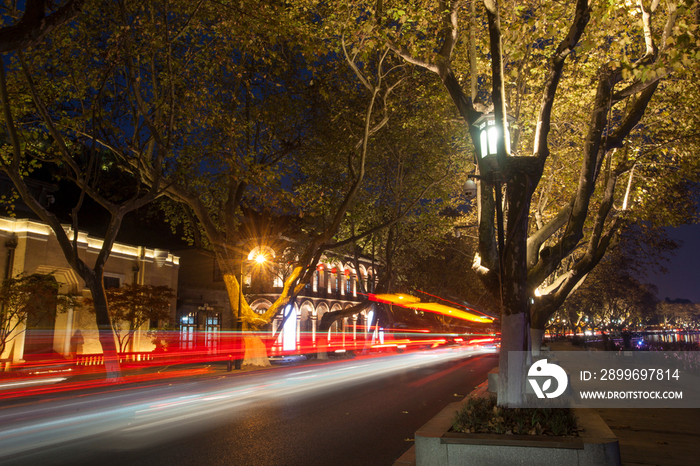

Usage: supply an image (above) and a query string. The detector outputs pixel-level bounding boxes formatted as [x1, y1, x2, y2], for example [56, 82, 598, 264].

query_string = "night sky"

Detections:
[647, 224, 700, 303]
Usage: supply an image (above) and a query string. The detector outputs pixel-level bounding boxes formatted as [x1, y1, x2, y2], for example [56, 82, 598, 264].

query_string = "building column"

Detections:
[61, 304, 75, 357]
[353, 314, 357, 341]
[296, 308, 301, 346]
[342, 318, 346, 347]
[311, 310, 317, 345]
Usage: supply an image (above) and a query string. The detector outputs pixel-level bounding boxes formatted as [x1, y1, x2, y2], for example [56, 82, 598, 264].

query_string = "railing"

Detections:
[75, 352, 156, 366]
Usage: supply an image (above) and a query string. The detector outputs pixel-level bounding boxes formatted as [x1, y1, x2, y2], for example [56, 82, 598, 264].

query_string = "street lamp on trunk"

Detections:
[474, 113, 513, 160]
[472, 112, 516, 307]
[472, 110, 537, 406]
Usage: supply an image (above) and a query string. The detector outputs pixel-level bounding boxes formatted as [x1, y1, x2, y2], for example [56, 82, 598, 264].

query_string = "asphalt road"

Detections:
[0, 347, 498, 466]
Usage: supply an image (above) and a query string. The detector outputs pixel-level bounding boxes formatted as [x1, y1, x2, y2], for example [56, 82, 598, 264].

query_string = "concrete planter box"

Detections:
[414, 402, 620, 466]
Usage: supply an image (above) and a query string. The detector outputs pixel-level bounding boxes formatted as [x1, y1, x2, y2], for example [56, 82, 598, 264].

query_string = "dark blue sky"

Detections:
[646, 224, 700, 303]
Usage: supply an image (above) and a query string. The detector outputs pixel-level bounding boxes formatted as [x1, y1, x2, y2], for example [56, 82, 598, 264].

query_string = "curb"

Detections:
[392, 380, 490, 466]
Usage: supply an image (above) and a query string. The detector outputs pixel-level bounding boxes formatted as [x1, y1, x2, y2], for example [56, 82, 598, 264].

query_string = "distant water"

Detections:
[643, 331, 700, 345]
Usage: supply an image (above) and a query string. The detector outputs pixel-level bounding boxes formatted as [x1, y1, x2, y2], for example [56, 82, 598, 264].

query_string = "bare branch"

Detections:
[437, 0, 462, 60]
[385, 37, 439, 73]
[637, 0, 657, 58]
[533, 0, 590, 160]
[342, 34, 372, 91]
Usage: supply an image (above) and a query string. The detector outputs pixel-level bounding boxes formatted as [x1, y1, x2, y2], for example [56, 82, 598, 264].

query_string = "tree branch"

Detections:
[437, 0, 462, 61]
[0, 0, 85, 53]
[533, 0, 590, 161]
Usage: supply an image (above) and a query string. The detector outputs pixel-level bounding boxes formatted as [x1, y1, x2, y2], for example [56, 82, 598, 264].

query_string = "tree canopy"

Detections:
[313, 0, 700, 405]
[557, 248, 659, 333]
[3, 0, 699, 386]
[0, 273, 73, 357]
[0, 0, 467, 366]
[0, 0, 85, 53]
[0, 0, 169, 378]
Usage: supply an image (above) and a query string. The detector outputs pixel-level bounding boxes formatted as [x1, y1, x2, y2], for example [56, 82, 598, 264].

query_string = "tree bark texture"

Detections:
[81, 273, 121, 380]
[498, 312, 527, 407]
[530, 327, 545, 357]
[242, 335, 271, 368]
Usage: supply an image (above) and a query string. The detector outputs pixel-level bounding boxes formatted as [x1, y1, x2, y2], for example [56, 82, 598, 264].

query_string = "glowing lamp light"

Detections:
[254, 254, 266, 264]
[473, 113, 515, 158]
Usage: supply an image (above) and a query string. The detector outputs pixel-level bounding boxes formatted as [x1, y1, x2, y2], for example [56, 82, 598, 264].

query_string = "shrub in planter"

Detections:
[452, 395, 579, 437]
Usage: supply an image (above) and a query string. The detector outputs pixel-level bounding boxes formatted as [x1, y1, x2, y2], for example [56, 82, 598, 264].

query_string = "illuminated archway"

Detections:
[282, 302, 299, 352]
[246, 245, 275, 262]
[249, 298, 272, 316]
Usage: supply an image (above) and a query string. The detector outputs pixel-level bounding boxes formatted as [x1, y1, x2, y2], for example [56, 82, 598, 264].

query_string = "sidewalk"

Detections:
[548, 339, 700, 465]
[597, 407, 699, 466]
[394, 341, 700, 466]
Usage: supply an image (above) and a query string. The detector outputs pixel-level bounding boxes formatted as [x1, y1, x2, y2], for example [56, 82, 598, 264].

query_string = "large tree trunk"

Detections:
[220, 272, 271, 368]
[241, 334, 271, 368]
[496, 166, 537, 406]
[530, 304, 551, 357]
[316, 333, 329, 360]
[530, 327, 545, 357]
[498, 313, 527, 407]
[84, 275, 121, 380]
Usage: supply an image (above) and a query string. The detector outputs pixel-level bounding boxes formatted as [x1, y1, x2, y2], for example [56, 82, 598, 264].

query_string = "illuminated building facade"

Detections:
[0, 216, 179, 367]
[176, 248, 380, 355]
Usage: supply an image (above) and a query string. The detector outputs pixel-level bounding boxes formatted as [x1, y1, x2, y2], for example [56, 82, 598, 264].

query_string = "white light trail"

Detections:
[0, 378, 67, 390]
[0, 347, 494, 459]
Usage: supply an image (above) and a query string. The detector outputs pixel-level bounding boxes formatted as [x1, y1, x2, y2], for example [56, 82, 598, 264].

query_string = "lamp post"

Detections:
[236, 252, 244, 370]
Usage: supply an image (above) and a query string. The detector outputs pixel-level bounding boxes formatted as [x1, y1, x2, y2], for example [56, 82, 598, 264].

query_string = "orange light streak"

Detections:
[465, 337, 496, 345]
[415, 289, 494, 318]
[367, 293, 492, 323]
